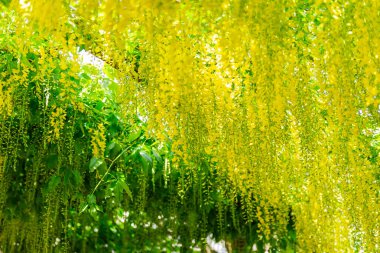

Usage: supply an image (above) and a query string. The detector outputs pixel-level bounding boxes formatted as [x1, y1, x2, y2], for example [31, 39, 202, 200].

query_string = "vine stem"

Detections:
[79, 145, 132, 214]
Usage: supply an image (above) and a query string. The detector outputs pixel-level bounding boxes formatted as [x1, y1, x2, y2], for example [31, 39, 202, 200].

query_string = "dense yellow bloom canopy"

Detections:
[1, 0, 380, 251]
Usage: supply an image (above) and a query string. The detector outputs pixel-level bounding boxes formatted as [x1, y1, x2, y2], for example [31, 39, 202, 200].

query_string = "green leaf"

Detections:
[152, 147, 163, 164]
[118, 180, 133, 201]
[80, 72, 91, 80]
[79, 44, 86, 52]
[114, 178, 133, 200]
[48, 176, 61, 191]
[105, 142, 122, 159]
[0, 0, 12, 6]
[64, 169, 82, 190]
[139, 150, 152, 171]
[89, 157, 105, 172]
[127, 129, 142, 143]
[72, 170, 82, 186]
[95, 101, 104, 111]
[46, 154, 58, 169]
[87, 194, 96, 205]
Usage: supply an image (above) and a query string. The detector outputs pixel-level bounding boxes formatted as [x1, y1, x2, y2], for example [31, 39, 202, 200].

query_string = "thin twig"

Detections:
[79, 144, 133, 214]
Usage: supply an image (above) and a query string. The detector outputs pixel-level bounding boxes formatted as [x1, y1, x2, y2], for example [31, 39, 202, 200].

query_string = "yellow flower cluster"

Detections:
[89, 123, 106, 158]
[49, 106, 66, 141]
[0, 80, 13, 118]
[4, 0, 380, 251]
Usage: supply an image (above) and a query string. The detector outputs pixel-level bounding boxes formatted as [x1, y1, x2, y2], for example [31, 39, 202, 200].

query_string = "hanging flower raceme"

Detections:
[0, 0, 379, 252]
[49, 106, 66, 141]
[89, 123, 106, 158]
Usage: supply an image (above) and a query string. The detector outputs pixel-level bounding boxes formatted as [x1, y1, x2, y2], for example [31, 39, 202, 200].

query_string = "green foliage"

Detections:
[0, 28, 297, 253]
